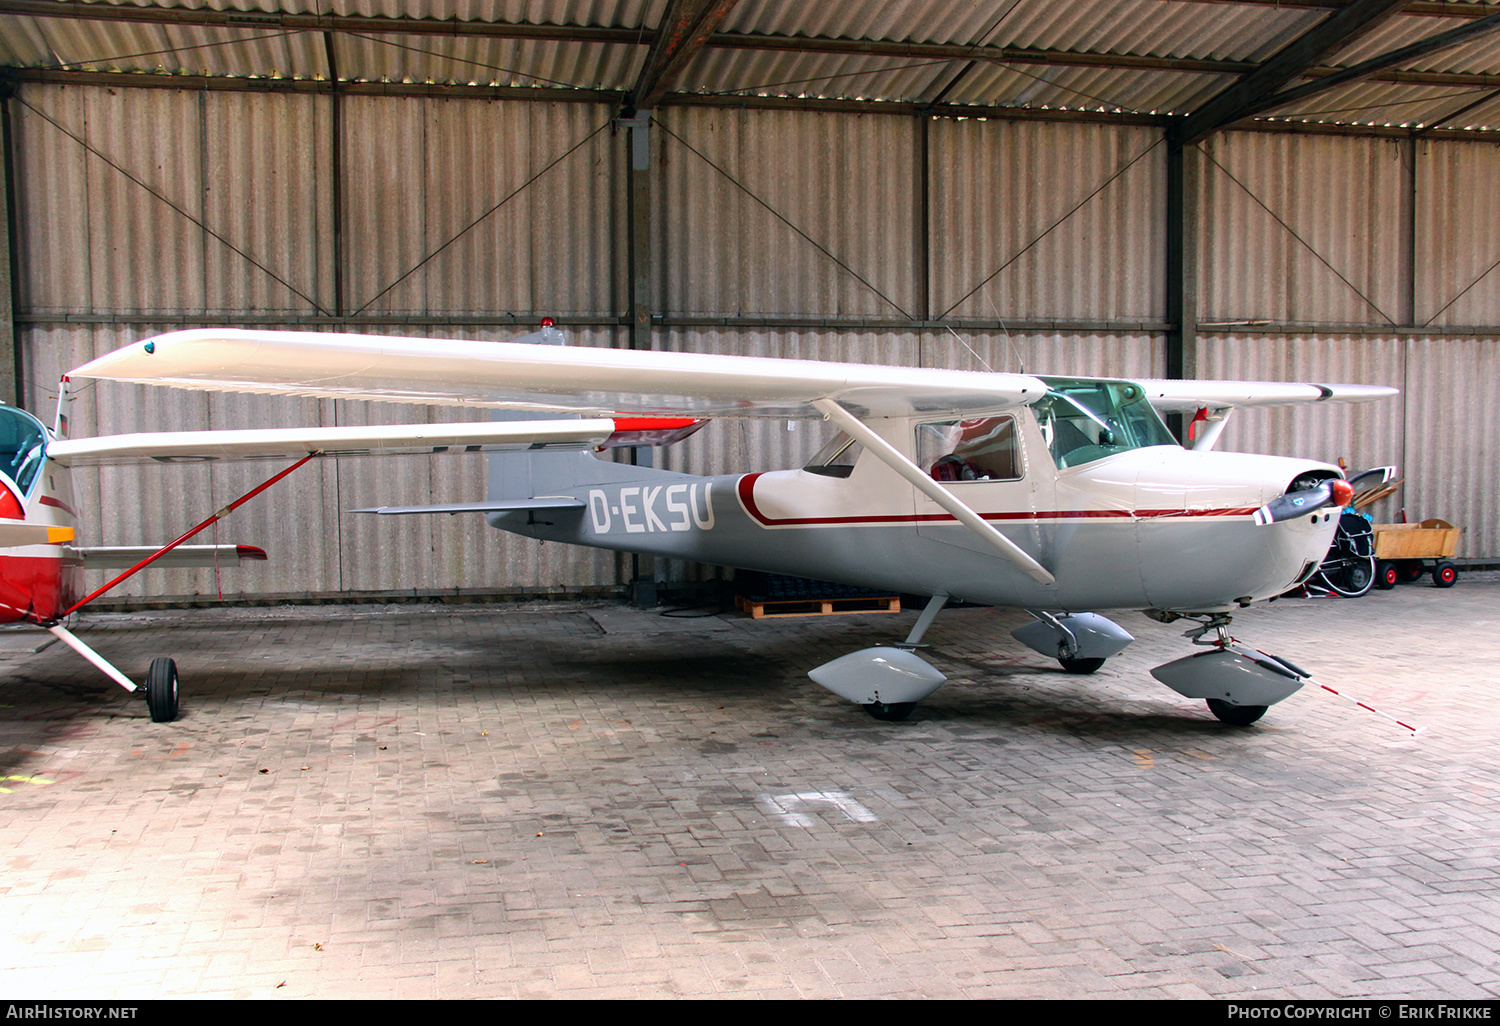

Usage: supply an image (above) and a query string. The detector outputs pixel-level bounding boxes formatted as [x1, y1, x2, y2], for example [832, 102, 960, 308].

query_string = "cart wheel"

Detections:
[1432, 561, 1458, 588]
[1376, 561, 1399, 590]
[1399, 560, 1424, 582]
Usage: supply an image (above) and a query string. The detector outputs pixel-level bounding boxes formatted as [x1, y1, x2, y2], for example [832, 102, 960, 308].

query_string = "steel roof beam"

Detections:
[626, 0, 738, 115]
[1175, 0, 1499, 15]
[1171, 0, 1413, 146]
[5, 1, 1499, 92]
[1257, 10, 1500, 114]
[17, 66, 1500, 140]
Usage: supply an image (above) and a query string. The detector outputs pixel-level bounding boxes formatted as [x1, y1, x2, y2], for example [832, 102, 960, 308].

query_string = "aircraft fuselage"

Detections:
[492, 413, 1342, 614]
[0, 407, 82, 624]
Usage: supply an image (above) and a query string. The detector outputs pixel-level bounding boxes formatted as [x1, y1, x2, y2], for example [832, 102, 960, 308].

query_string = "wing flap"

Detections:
[46, 419, 617, 468]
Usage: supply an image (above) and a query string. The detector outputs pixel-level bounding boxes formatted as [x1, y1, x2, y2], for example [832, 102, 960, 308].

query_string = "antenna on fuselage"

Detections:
[981, 291, 1025, 374]
[946, 326, 999, 374]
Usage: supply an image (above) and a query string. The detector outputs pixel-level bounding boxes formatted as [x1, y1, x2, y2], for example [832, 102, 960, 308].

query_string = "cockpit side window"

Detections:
[917, 416, 1021, 482]
[803, 430, 864, 478]
[0, 407, 47, 496]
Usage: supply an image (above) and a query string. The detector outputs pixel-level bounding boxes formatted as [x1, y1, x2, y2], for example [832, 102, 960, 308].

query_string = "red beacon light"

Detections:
[540, 317, 555, 328]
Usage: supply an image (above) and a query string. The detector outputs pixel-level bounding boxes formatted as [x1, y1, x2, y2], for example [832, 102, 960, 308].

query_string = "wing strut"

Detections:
[55, 452, 321, 620]
[810, 399, 1055, 586]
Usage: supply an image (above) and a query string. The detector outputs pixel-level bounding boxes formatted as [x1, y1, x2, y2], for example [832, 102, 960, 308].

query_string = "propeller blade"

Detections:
[1346, 465, 1395, 492]
[1253, 478, 1354, 526]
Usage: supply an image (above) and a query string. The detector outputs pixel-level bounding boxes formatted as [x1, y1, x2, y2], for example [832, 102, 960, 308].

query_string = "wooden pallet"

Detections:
[735, 594, 901, 619]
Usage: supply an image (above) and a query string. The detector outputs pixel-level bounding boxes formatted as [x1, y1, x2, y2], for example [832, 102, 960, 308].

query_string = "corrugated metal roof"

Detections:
[3, 1, 1500, 131]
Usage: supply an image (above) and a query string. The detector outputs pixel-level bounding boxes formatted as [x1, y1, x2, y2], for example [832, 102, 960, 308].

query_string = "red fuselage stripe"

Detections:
[735, 472, 1258, 526]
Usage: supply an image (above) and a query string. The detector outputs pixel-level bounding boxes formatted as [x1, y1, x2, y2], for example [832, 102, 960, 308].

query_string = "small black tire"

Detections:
[1433, 561, 1458, 588]
[1207, 699, 1267, 726]
[1399, 560, 1424, 582]
[865, 702, 915, 722]
[1058, 656, 1106, 674]
[145, 657, 179, 723]
[1376, 561, 1399, 590]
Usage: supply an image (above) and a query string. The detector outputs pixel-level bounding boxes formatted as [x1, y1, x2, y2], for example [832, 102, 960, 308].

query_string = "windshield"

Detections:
[1032, 377, 1177, 469]
[0, 406, 47, 495]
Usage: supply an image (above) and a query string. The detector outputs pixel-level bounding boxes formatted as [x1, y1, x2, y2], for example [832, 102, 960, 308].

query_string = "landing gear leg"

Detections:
[898, 593, 949, 649]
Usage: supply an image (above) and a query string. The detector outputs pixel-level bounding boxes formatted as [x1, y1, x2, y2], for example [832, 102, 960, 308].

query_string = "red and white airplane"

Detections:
[1, 323, 1394, 725]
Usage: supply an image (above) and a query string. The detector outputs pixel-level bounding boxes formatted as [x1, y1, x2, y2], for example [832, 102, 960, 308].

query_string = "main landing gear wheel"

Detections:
[1058, 656, 1106, 674]
[1206, 699, 1267, 726]
[145, 657, 179, 723]
[864, 702, 916, 722]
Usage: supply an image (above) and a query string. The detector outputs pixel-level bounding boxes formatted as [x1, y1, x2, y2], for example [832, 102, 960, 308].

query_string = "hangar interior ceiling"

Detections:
[0, 0, 1497, 600]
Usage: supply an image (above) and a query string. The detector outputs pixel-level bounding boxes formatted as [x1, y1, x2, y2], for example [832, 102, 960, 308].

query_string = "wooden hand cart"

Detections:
[1370, 519, 1462, 589]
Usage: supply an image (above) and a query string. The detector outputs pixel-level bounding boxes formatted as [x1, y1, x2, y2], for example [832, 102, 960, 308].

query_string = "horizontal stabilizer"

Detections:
[351, 498, 585, 516]
[74, 544, 268, 569]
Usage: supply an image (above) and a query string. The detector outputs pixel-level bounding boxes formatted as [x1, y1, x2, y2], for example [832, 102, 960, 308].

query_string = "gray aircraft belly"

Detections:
[490, 470, 1329, 612]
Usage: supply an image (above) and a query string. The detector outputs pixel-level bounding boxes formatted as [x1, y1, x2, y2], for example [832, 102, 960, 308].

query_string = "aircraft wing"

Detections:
[1139, 379, 1398, 412]
[1137, 379, 1397, 452]
[45, 419, 618, 467]
[65, 328, 1049, 420]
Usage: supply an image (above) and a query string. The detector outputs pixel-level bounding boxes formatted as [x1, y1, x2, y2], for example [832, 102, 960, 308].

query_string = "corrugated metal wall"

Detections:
[929, 119, 1165, 322]
[8, 85, 1499, 606]
[1200, 132, 1408, 327]
[1198, 130, 1499, 558]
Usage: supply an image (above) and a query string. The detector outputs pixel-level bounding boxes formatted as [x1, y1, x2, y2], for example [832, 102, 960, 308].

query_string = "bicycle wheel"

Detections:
[1320, 555, 1375, 597]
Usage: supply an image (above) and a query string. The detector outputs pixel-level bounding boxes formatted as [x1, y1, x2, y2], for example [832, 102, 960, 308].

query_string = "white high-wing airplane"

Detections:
[2, 324, 1395, 726]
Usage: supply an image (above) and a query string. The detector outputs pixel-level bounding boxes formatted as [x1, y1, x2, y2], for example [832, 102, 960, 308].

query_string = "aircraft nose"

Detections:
[1252, 471, 1351, 526]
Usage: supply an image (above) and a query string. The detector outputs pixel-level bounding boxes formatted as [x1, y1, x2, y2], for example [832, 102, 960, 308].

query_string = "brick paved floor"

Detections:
[0, 577, 1496, 999]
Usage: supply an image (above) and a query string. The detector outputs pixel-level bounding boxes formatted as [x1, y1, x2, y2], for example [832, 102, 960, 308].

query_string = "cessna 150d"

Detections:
[2, 324, 1395, 726]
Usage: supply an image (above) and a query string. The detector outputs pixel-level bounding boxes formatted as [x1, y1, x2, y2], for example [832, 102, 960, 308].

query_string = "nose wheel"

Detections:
[864, 702, 916, 722]
[144, 657, 179, 723]
[1206, 699, 1267, 726]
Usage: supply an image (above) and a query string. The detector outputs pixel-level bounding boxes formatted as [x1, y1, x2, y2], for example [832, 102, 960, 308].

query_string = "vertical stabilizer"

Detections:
[486, 323, 646, 500]
[53, 376, 73, 439]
